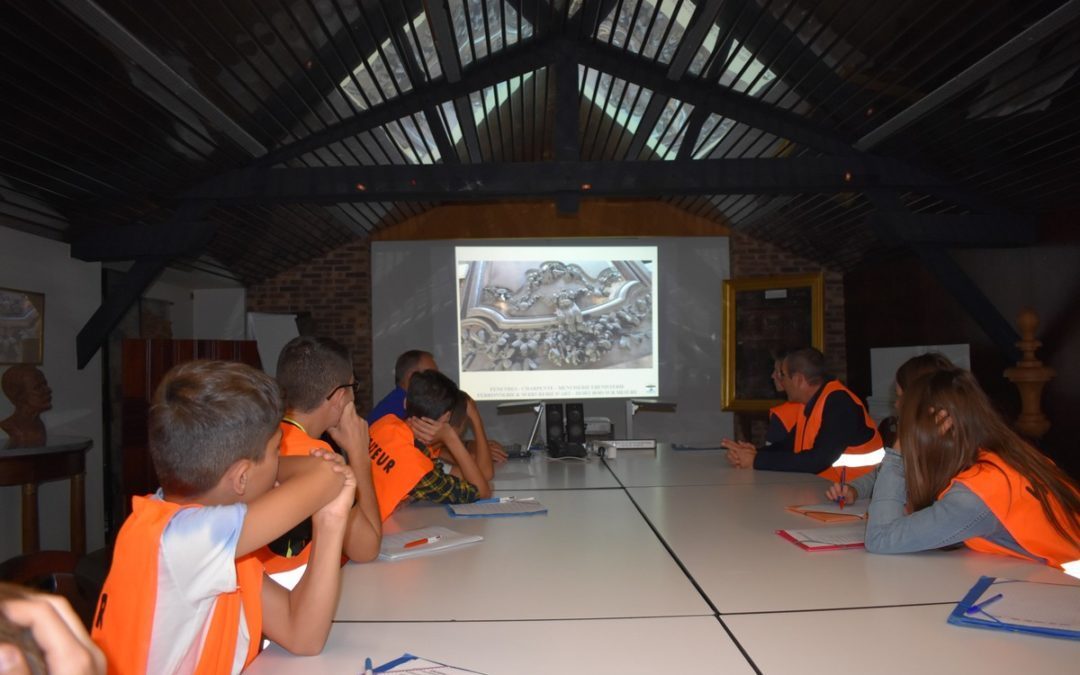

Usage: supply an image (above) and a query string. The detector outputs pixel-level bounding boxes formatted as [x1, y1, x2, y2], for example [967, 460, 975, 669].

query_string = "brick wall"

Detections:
[728, 230, 847, 445]
[729, 230, 846, 381]
[247, 239, 374, 410]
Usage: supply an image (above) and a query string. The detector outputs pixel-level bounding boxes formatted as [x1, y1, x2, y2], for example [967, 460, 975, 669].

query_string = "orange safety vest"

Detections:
[948, 451, 1080, 568]
[368, 415, 435, 521]
[254, 421, 328, 574]
[794, 380, 883, 482]
[769, 401, 801, 435]
[92, 496, 263, 675]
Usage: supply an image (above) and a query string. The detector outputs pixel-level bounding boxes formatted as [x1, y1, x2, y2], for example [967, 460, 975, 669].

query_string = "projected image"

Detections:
[458, 259, 654, 373]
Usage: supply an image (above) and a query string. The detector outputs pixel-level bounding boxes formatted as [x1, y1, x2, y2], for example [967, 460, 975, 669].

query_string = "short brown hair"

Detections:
[394, 350, 433, 386]
[784, 347, 826, 385]
[276, 336, 354, 412]
[149, 360, 282, 497]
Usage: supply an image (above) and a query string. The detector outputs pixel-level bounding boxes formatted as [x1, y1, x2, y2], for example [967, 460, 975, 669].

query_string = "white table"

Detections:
[492, 451, 620, 490]
[629, 483, 1074, 613]
[602, 444, 824, 487]
[335, 489, 711, 621]
[726, 604, 1079, 674]
[250, 616, 754, 674]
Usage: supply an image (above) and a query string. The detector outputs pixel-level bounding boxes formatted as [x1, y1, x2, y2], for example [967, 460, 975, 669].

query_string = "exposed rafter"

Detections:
[189, 157, 952, 204]
[55, 0, 266, 158]
[74, 203, 211, 368]
[252, 36, 561, 169]
[868, 212, 1037, 247]
[866, 192, 1021, 361]
[856, 0, 1080, 150]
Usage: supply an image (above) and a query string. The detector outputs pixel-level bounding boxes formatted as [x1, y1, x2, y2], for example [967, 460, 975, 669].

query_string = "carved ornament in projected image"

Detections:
[458, 260, 653, 372]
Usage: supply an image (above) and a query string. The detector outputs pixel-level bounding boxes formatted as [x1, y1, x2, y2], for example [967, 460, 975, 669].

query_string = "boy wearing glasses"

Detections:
[259, 336, 382, 573]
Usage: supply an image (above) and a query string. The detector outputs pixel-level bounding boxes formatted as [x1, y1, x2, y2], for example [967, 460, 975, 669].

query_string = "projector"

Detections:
[584, 417, 612, 435]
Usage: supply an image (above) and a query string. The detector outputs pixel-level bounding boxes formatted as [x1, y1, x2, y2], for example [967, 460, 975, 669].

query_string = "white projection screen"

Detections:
[370, 237, 733, 444]
[455, 245, 659, 401]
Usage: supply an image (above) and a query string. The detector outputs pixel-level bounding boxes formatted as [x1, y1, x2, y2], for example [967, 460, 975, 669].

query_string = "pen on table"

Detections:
[403, 535, 442, 549]
[838, 466, 847, 510]
[965, 592, 1004, 615]
[364, 657, 373, 675]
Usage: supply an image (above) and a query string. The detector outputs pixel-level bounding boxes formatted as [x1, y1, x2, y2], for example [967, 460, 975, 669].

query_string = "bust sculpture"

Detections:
[0, 364, 52, 447]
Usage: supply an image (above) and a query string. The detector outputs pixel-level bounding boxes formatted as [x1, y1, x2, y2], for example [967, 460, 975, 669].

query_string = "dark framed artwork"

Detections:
[722, 273, 823, 411]
[0, 287, 45, 365]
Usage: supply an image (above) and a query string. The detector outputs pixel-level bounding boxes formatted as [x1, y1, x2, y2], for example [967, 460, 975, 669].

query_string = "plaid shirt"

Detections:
[408, 442, 479, 504]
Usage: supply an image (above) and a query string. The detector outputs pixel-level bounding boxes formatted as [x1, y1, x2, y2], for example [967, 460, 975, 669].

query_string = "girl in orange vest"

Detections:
[835, 367, 1079, 568]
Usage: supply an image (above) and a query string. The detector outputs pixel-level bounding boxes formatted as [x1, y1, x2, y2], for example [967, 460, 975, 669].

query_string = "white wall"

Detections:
[0, 226, 104, 561]
[193, 288, 246, 339]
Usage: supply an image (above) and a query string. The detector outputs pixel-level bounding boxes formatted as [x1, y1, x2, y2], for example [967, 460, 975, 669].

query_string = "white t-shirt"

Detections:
[145, 491, 250, 675]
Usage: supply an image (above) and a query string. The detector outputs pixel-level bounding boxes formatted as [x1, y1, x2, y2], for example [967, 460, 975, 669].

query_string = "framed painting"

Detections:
[722, 273, 823, 411]
[0, 287, 45, 365]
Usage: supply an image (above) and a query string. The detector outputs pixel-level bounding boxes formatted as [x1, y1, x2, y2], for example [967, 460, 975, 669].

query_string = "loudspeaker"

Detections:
[565, 403, 585, 443]
[546, 404, 565, 449]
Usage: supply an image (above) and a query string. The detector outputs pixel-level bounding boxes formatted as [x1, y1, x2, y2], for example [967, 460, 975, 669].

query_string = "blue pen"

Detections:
[966, 592, 1004, 615]
[364, 656, 373, 675]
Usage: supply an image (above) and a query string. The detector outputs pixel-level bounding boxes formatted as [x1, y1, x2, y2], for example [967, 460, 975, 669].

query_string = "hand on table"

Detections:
[720, 439, 756, 469]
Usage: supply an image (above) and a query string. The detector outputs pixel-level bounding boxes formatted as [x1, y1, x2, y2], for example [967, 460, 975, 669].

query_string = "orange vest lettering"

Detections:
[254, 421, 328, 573]
[948, 451, 1080, 568]
[369, 415, 435, 521]
[92, 496, 263, 675]
[794, 381, 883, 482]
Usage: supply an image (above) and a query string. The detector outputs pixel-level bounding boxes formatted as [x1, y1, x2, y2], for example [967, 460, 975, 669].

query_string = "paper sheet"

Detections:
[448, 498, 546, 517]
[378, 526, 483, 561]
[780, 523, 866, 549]
[972, 580, 1080, 632]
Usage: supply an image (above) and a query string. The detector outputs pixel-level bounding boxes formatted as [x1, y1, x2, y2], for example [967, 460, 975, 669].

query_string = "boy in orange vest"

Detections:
[368, 370, 493, 521]
[91, 361, 355, 675]
[258, 336, 382, 574]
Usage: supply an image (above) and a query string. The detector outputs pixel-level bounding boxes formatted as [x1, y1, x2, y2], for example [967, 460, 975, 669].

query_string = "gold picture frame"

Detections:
[722, 273, 823, 411]
[0, 287, 45, 365]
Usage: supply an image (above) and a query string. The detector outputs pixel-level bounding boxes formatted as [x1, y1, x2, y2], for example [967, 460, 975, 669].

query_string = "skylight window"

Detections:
[449, 0, 533, 67]
[584, 0, 776, 159]
[340, 2, 536, 164]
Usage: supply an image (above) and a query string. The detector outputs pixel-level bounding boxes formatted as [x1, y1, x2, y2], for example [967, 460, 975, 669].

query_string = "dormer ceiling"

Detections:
[2, 0, 1078, 285]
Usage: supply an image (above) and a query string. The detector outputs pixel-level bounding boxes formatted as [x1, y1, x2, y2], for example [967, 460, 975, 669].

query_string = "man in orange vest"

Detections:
[257, 336, 382, 575]
[369, 370, 493, 520]
[722, 348, 882, 480]
[91, 361, 354, 674]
